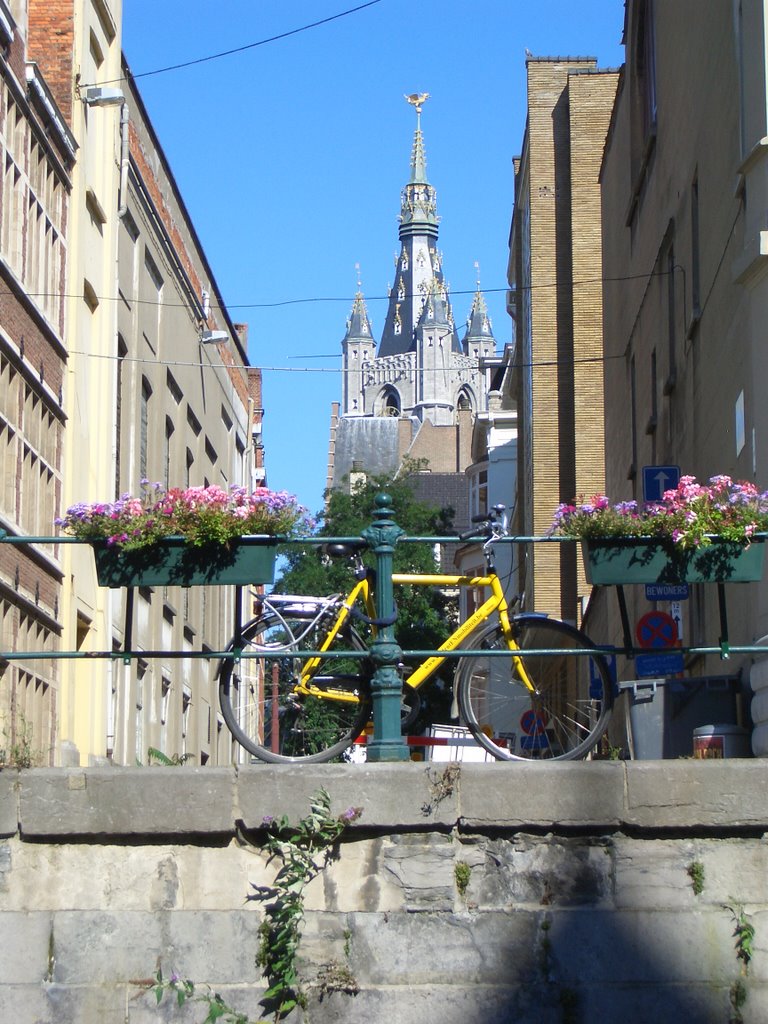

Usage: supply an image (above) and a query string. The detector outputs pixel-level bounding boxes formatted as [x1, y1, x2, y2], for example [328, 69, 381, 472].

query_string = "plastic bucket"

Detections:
[693, 724, 751, 759]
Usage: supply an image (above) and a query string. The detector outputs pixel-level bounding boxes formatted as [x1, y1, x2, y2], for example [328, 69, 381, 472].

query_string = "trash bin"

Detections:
[620, 679, 671, 759]
[693, 724, 751, 759]
[619, 675, 743, 759]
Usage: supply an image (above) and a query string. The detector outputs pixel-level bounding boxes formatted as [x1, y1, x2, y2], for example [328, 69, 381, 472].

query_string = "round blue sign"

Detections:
[636, 610, 678, 649]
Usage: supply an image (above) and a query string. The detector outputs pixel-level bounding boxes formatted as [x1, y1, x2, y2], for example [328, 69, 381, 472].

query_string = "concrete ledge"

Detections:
[0, 773, 18, 837]
[17, 767, 237, 837]
[458, 761, 625, 829]
[624, 760, 768, 829]
[4, 760, 768, 839]
[235, 763, 458, 830]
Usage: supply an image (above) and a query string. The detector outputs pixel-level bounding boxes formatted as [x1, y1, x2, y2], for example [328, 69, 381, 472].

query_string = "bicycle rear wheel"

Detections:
[219, 610, 372, 764]
[456, 615, 613, 761]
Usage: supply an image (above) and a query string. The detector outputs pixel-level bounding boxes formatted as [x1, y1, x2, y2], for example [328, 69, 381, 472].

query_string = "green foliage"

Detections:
[687, 860, 705, 896]
[0, 712, 43, 768]
[454, 861, 471, 898]
[730, 978, 748, 1023]
[146, 967, 257, 1023]
[250, 788, 363, 1020]
[146, 747, 194, 766]
[727, 904, 756, 974]
[139, 789, 362, 1024]
[276, 468, 458, 727]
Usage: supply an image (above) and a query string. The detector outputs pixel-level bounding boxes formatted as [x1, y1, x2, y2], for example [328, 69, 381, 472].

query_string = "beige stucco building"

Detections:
[508, 58, 619, 622]
[596, 0, 768, 754]
[1, 1, 262, 767]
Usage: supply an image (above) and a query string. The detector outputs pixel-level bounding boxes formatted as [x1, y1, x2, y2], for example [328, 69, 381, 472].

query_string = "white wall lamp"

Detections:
[200, 330, 229, 345]
[84, 86, 124, 107]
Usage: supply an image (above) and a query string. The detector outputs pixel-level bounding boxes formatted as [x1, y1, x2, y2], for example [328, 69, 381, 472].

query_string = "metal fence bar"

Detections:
[4, 638, 768, 663]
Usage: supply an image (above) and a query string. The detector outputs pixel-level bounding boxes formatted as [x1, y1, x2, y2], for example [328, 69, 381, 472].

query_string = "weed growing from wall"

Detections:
[250, 788, 362, 1019]
[454, 861, 471, 899]
[138, 788, 362, 1023]
[687, 860, 705, 896]
[730, 978, 748, 1024]
[727, 904, 755, 974]
[0, 712, 43, 768]
[421, 763, 460, 815]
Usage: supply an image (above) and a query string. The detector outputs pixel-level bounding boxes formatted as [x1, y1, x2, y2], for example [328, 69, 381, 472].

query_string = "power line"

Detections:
[65, 347, 624, 374]
[1, 269, 676, 314]
[88, 1, 384, 88]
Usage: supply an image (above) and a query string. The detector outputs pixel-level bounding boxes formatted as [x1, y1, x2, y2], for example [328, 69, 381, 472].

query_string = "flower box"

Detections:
[92, 537, 278, 588]
[582, 537, 766, 586]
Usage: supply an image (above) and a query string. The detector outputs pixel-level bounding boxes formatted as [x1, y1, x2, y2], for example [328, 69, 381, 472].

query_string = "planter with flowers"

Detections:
[551, 475, 768, 585]
[57, 483, 310, 588]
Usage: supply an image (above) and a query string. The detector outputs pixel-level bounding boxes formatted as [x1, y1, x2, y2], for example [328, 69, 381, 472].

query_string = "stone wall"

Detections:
[2, 762, 768, 1023]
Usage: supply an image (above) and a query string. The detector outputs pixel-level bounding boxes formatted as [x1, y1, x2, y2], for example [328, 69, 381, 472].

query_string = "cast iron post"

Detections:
[361, 493, 410, 761]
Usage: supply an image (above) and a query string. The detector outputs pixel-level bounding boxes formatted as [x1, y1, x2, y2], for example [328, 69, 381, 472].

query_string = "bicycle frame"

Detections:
[294, 569, 536, 700]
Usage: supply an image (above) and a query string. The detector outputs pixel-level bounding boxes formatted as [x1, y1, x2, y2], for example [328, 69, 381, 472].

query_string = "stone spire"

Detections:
[463, 264, 496, 354]
[399, 93, 438, 236]
[379, 94, 454, 358]
[341, 265, 376, 416]
[342, 265, 374, 343]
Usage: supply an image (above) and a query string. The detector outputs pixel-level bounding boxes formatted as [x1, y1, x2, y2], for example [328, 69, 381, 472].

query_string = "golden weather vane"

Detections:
[404, 92, 430, 114]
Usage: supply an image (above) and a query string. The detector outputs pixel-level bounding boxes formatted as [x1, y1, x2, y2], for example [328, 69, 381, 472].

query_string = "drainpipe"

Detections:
[117, 102, 129, 218]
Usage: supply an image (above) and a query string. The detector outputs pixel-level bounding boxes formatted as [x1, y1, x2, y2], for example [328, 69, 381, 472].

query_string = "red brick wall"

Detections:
[27, 0, 74, 124]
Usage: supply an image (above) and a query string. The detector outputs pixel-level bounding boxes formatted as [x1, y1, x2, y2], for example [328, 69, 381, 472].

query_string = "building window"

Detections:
[666, 243, 677, 390]
[377, 386, 401, 417]
[181, 687, 192, 755]
[115, 335, 127, 496]
[140, 377, 151, 480]
[629, 0, 658, 207]
[141, 248, 163, 350]
[636, 0, 657, 139]
[469, 464, 488, 519]
[735, 391, 746, 456]
[629, 355, 638, 483]
[690, 175, 701, 321]
[164, 416, 174, 488]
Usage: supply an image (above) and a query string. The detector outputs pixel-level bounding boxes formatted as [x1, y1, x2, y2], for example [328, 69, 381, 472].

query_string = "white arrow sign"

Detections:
[670, 601, 683, 641]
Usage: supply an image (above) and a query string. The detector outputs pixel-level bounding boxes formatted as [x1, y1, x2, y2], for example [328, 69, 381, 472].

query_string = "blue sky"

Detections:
[121, 0, 626, 518]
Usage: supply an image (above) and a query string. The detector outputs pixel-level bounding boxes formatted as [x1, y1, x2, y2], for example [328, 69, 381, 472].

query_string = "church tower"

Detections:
[331, 95, 497, 493]
[341, 270, 376, 416]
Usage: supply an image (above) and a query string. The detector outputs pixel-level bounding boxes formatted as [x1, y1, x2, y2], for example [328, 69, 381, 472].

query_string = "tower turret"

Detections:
[463, 267, 497, 362]
[341, 269, 375, 415]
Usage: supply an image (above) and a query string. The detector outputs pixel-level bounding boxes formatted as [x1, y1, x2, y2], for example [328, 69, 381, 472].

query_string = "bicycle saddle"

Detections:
[324, 541, 366, 559]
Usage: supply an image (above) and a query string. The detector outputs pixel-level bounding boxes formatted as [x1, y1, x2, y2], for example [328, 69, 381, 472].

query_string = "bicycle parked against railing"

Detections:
[217, 506, 614, 764]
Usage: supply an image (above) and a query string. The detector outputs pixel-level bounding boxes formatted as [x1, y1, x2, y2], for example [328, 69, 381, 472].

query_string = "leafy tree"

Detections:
[274, 470, 458, 727]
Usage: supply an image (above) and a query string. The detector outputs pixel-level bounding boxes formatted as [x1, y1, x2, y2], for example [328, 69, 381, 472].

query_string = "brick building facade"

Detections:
[508, 58, 618, 621]
[0, 0, 75, 765]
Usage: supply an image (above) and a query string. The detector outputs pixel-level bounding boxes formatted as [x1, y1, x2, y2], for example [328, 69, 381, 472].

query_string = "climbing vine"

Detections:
[250, 789, 362, 1018]
[139, 788, 362, 1023]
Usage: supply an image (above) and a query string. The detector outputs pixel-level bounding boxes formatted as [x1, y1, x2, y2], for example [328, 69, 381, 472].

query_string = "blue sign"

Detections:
[590, 648, 618, 698]
[636, 610, 678, 649]
[634, 652, 684, 678]
[642, 465, 680, 502]
[645, 583, 690, 602]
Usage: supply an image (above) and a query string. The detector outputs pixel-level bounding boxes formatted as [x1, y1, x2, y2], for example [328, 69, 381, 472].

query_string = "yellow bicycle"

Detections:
[218, 507, 614, 763]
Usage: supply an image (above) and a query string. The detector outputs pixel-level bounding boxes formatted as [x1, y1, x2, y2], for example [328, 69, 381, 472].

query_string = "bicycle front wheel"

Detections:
[456, 615, 613, 761]
[219, 611, 372, 764]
